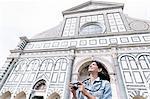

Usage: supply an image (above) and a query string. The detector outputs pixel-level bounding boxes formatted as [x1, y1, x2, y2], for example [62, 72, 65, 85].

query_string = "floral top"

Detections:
[76, 77, 112, 99]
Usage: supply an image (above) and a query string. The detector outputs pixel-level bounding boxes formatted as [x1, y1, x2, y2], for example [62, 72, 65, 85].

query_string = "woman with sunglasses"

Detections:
[69, 60, 112, 99]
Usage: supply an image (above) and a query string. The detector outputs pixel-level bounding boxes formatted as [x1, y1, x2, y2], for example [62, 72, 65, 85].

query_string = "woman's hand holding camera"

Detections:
[69, 81, 86, 99]
[69, 81, 96, 99]
[76, 81, 84, 92]
[69, 82, 77, 97]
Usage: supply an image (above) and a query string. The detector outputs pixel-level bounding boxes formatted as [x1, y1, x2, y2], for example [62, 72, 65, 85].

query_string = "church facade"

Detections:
[0, 1, 150, 99]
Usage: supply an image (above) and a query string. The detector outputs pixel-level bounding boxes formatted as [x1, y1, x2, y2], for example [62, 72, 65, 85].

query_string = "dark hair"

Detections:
[91, 60, 110, 82]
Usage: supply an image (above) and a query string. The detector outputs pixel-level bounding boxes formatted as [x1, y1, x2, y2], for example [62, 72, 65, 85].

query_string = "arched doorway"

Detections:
[48, 92, 60, 99]
[78, 61, 91, 81]
[14, 91, 26, 99]
[0, 91, 11, 99]
[30, 79, 46, 99]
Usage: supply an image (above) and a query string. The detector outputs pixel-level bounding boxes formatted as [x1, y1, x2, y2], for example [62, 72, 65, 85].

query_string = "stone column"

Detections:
[71, 73, 78, 82]
[109, 44, 128, 99]
[63, 48, 75, 99]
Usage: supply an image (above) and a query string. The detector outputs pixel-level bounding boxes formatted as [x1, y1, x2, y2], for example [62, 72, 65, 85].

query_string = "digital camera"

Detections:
[71, 82, 81, 90]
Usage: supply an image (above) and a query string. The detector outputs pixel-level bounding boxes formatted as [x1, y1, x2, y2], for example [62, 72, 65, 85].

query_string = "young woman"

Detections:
[69, 60, 112, 99]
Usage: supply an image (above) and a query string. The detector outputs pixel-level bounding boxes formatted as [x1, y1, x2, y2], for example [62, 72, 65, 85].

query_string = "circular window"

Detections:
[80, 22, 105, 35]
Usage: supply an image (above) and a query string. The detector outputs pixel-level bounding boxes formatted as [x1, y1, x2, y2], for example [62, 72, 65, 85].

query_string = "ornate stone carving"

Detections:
[129, 21, 149, 31]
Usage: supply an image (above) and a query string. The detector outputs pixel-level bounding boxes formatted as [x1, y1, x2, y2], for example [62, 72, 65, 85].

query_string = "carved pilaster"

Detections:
[63, 47, 76, 99]
[109, 43, 128, 99]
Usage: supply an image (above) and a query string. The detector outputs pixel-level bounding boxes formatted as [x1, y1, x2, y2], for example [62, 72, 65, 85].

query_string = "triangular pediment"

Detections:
[63, 1, 124, 15]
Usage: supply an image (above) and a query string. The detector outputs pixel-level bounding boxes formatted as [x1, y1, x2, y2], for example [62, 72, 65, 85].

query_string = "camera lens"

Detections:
[72, 85, 78, 90]
[70, 81, 79, 90]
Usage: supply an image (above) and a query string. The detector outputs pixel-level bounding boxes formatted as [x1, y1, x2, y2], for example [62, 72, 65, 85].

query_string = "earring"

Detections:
[98, 68, 102, 72]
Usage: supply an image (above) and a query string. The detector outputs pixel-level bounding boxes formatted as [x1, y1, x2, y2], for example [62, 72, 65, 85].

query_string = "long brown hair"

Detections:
[91, 60, 110, 82]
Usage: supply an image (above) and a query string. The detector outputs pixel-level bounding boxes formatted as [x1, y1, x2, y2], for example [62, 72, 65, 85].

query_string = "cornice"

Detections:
[62, 6, 124, 15]
[27, 30, 150, 42]
[62, 1, 124, 16]
[9, 42, 150, 54]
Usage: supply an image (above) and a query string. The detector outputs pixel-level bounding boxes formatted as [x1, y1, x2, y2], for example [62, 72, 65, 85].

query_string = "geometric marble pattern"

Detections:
[25, 34, 150, 50]
[118, 53, 150, 99]
[143, 35, 150, 42]
[2, 57, 69, 93]
[80, 14, 104, 27]
[1, 1, 150, 99]
[63, 18, 77, 37]
[120, 37, 129, 43]
[131, 36, 141, 42]
[107, 13, 126, 32]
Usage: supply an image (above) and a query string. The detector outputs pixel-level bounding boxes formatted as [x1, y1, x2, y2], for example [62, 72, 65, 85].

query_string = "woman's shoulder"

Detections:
[82, 78, 90, 83]
[101, 80, 111, 85]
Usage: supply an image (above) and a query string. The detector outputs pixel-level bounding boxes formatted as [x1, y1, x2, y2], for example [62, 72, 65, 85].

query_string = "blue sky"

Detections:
[0, 0, 150, 67]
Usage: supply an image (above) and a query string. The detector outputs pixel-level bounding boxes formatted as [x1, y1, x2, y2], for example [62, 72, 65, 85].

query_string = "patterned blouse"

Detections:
[76, 77, 112, 99]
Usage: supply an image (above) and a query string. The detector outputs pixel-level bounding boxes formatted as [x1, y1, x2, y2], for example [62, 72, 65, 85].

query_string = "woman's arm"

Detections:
[71, 92, 77, 99]
[78, 82, 96, 99]
[81, 88, 96, 99]
[102, 81, 112, 99]
[69, 83, 77, 99]
[78, 80, 112, 99]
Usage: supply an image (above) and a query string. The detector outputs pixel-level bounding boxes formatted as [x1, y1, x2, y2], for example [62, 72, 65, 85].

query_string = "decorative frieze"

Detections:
[25, 33, 150, 50]
[107, 13, 126, 32]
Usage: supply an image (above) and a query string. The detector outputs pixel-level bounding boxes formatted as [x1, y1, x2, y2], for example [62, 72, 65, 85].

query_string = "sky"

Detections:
[0, 0, 150, 67]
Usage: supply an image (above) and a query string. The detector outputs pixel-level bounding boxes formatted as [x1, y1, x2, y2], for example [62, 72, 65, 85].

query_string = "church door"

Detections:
[32, 96, 44, 99]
